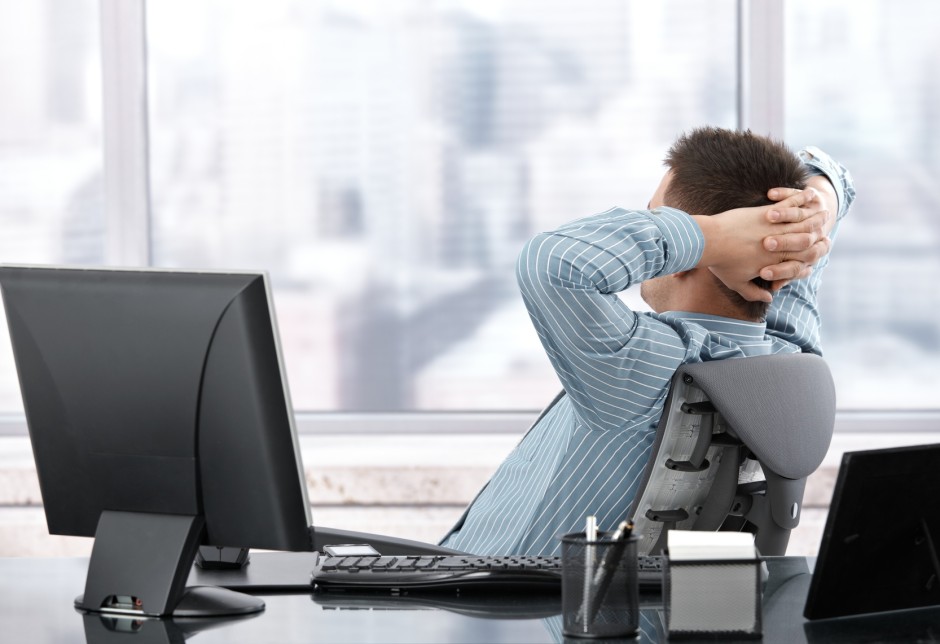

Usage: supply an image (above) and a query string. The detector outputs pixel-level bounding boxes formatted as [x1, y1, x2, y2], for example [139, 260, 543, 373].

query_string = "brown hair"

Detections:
[663, 127, 808, 321]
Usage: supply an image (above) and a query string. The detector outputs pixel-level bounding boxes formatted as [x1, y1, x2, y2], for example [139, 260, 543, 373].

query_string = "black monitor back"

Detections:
[0, 266, 311, 552]
[803, 442, 940, 620]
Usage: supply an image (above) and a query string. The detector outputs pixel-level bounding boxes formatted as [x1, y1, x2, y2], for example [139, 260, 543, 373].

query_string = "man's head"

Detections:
[640, 127, 808, 321]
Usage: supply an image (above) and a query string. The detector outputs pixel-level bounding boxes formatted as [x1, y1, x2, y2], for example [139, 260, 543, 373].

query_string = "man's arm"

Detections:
[517, 200, 827, 432]
[517, 208, 699, 432]
[763, 147, 856, 354]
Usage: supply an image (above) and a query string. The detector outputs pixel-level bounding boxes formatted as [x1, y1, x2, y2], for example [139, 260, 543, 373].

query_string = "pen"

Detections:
[585, 515, 598, 542]
[585, 518, 635, 623]
[581, 515, 598, 632]
[605, 519, 634, 545]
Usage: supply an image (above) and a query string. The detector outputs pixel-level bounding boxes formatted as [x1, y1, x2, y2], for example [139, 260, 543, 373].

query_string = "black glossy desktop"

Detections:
[3, 555, 940, 643]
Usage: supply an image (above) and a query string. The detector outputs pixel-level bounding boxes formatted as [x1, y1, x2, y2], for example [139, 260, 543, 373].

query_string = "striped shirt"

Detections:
[441, 147, 855, 556]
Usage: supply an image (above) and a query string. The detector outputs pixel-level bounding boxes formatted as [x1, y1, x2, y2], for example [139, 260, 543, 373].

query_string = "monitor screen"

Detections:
[0, 265, 313, 617]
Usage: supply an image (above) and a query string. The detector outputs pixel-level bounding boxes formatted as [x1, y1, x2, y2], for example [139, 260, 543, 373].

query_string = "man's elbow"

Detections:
[515, 232, 554, 290]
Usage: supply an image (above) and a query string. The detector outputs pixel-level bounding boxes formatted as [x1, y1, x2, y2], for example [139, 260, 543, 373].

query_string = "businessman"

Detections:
[441, 127, 855, 556]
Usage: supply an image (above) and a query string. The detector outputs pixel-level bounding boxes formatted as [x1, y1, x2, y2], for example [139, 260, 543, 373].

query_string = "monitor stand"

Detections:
[196, 545, 251, 570]
[76, 511, 264, 618]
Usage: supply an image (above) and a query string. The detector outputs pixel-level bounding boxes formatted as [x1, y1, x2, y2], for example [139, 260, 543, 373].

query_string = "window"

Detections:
[0, 0, 103, 414]
[2, 0, 936, 426]
[146, 0, 738, 411]
[785, 0, 940, 409]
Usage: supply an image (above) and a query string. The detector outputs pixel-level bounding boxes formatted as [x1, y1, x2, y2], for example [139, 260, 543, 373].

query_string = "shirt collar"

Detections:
[660, 310, 768, 343]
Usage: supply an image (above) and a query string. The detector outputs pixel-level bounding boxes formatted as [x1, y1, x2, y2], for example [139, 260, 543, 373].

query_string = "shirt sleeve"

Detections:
[516, 207, 703, 432]
[765, 147, 857, 354]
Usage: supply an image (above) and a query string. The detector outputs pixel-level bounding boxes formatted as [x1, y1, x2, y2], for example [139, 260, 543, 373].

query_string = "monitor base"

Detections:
[76, 585, 264, 618]
[77, 510, 265, 618]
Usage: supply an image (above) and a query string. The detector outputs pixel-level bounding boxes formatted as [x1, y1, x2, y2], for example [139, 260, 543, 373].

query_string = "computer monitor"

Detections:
[0, 265, 312, 618]
[803, 442, 940, 620]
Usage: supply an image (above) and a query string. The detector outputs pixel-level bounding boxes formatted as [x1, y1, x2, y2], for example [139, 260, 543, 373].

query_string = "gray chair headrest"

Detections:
[677, 353, 835, 480]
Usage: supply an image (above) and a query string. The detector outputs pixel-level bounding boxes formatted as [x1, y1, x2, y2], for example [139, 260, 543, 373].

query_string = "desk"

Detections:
[2, 555, 939, 643]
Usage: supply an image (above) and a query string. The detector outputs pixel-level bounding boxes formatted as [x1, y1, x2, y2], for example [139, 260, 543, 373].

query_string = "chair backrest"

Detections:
[628, 353, 836, 556]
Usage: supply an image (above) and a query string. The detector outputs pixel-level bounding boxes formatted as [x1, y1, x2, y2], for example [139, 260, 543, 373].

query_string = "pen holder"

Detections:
[664, 557, 762, 639]
[560, 531, 639, 639]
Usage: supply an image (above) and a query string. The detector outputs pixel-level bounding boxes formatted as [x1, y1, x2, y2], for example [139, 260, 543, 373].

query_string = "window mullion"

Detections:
[737, 0, 785, 138]
[100, 0, 152, 266]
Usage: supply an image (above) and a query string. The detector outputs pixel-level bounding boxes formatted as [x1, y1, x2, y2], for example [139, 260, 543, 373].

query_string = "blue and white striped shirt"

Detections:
[441, 147, 855, 556]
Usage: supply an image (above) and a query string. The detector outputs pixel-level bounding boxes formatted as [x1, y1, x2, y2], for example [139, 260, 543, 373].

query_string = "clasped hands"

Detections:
[695, 187, 832, 303]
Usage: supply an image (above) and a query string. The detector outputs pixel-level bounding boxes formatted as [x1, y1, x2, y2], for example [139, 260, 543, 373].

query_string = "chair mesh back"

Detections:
[628, 353, 835, 555]
[679, 354, 835, 479]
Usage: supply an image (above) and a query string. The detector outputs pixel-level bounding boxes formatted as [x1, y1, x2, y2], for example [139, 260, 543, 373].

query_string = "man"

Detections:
[440, 127, 855, 556]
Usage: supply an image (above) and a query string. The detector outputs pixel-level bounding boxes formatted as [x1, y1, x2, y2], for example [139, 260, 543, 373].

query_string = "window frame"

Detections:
[101, 0, 152, 266]
[1, 410, 937, 437]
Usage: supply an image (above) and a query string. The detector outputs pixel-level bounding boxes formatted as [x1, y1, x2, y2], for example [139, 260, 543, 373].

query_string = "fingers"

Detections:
[794, 236, 832, 265]
[802, 208, 830, 232]
[766, 206, 829, 230]
[764, 231, 816, 252]
[766, 205, 825, 225]
[765, 188, 820, 224]
[767, 187, 801, 203]
[759, 259, 813, 282]
[758, 238, 830, 281]
[764, 210, 829, 251]
[767, 186, 818, 206]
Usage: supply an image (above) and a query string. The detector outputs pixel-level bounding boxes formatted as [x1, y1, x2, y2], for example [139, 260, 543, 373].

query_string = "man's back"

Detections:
[440, 139, 855, 557]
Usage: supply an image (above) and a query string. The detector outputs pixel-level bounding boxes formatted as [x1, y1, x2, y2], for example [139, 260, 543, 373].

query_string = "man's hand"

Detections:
[759, 178, 839, 290]
[693, 187, 830, 302]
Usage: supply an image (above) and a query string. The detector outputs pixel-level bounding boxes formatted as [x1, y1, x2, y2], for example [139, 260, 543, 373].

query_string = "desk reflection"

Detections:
[81, 610, 261, 644]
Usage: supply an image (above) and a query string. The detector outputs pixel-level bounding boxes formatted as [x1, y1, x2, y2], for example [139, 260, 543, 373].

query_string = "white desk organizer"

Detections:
[663, 530, 762, 639]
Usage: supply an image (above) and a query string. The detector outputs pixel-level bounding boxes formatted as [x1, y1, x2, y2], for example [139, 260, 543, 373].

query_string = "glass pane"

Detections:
[0, 0, 104, 413]
[785, 0, 940, 409]
[147, 0, 737, 411]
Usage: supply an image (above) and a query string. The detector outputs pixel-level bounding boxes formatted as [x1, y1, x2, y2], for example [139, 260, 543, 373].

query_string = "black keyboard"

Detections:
[311, 553, 664, 593]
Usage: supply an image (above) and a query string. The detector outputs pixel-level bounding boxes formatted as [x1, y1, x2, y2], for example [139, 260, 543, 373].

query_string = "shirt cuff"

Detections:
[799, 146, 857, 220]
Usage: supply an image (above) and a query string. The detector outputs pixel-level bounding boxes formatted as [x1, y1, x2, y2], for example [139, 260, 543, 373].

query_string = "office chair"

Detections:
[628, 353, 836, 556]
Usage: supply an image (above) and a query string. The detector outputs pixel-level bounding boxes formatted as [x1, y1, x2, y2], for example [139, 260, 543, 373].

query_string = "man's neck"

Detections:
[669, 270, 767, 323]
[669, 282, 750, 321]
